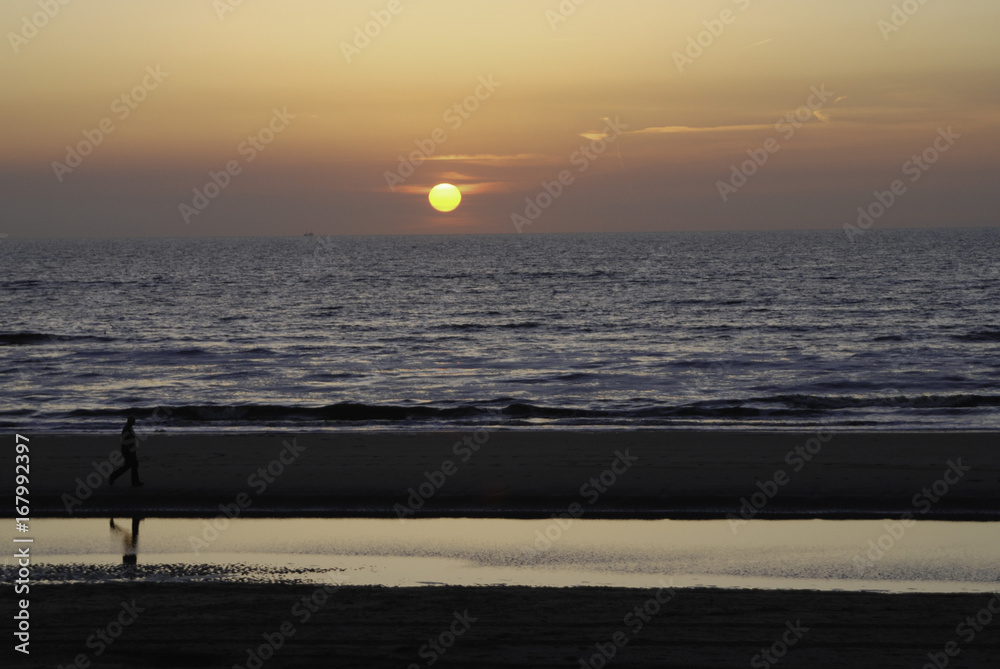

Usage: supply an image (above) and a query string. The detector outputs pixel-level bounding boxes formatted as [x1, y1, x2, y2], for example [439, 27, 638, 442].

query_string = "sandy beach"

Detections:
[11, 583, 998, 668]
[4, 431, 997, 519]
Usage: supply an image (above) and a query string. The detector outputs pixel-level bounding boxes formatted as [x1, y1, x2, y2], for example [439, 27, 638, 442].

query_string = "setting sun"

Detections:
[428, 183, 462, 213]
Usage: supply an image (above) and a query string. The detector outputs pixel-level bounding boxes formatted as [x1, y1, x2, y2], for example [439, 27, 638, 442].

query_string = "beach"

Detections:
[5, 431, 997, 519]
[7, 431, 998, 667]
[16, 584, 1000, 668]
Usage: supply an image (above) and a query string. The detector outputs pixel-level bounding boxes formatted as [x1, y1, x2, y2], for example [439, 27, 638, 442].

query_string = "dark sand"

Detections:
[12, 584, 1000, 668]
[6, 431, 999, 667]
[4, 431, 998, 518]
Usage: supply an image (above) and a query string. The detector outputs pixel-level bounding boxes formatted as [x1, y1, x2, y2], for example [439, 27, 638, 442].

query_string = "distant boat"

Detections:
[303, 232, 315, 237]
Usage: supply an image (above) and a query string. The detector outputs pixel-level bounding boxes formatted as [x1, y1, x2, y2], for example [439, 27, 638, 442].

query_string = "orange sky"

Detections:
[2, 0, 998, 237]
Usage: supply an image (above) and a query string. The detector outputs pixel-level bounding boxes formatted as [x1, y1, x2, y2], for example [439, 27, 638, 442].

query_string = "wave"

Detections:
[753, 393, 1000, 410]
[953, 329, 1000, 342]
[59, 393, 1000, 425]
[0, 331, 115, 346]
[70, 403, 487, 423]
[438, 321, 542, 331]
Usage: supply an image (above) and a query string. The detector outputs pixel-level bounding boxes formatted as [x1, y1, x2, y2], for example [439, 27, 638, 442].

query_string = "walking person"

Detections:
[109, 415, 144, 487]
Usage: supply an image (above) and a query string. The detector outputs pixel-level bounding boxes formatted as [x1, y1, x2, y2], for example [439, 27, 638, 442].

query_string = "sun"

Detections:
[428, 183, 462, 213]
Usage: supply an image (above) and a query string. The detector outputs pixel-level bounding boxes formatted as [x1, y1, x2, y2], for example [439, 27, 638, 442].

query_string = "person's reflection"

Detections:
[109, 517, 142, 571]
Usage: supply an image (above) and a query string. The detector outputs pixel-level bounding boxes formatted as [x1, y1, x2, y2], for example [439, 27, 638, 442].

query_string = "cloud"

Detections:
[392, 180, 511, 195]
[623, 124, 775, 136]
[736, 38, 774, 52]
[424, 153, 556, 165]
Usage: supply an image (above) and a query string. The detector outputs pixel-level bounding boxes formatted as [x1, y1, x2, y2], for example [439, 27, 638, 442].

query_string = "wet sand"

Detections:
[8, 432, 999, 667]
[4, 431, 998, 518]
[14, 584, 1000, 668]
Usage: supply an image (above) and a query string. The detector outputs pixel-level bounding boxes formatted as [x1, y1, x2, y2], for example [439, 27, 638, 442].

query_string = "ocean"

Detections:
[2, 228, 999, 432]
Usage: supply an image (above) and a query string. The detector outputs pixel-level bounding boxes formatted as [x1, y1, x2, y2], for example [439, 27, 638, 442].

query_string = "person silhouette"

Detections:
[109, 415, 144, 487]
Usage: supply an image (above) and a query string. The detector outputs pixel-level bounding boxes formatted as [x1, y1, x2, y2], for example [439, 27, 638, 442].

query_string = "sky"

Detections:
[2, 0, 998, 238]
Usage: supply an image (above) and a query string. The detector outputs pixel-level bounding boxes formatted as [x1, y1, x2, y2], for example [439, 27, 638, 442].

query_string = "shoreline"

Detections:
[4, 430, 997, 519]
[17, 497, 999, 520]
[18, 427, 1000, 435]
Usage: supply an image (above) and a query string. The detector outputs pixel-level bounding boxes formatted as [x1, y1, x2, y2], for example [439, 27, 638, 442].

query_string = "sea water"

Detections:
[2, 229, 999, 432]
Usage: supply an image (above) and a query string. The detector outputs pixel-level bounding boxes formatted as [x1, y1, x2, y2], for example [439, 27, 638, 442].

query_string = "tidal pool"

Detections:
[6, 518, 999, 593]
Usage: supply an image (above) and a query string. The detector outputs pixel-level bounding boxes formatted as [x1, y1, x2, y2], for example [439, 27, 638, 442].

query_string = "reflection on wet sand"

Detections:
[17, 518, 1000, 593]
[109, 517, 142, 571]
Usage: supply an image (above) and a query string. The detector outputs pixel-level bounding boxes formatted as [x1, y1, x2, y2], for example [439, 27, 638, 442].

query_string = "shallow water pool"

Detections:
[6, 518, 999, 593]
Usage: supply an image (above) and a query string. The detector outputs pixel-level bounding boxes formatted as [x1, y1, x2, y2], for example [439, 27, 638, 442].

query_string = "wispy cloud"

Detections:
[393, 180, 511, 195]
[624, 124, 775, 136]
[425, 153, 556, 165]
[736, 38, 774, 52]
